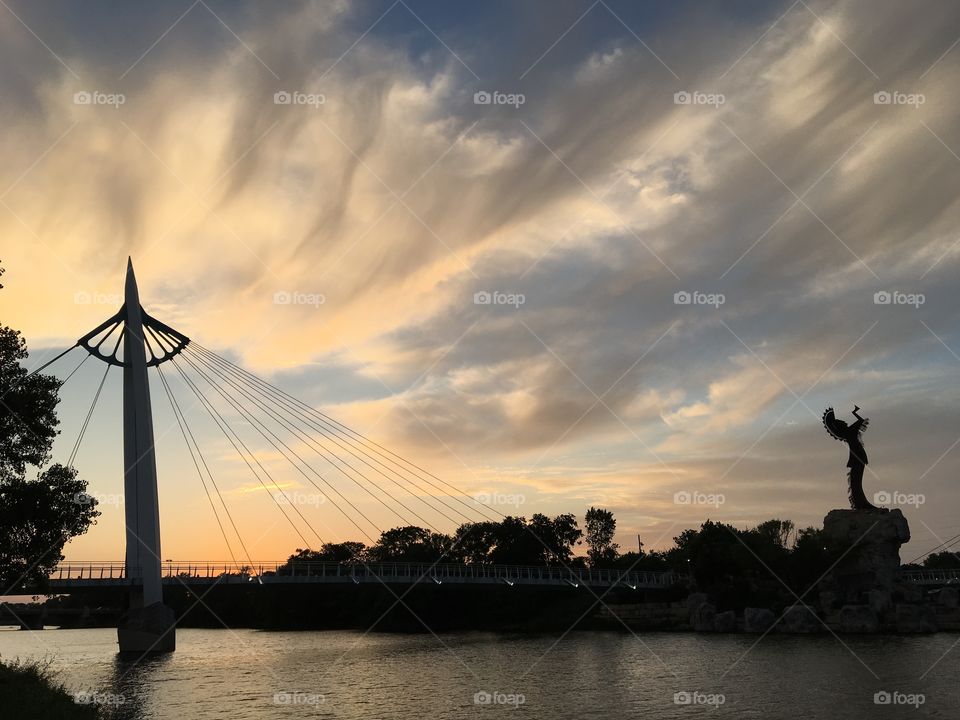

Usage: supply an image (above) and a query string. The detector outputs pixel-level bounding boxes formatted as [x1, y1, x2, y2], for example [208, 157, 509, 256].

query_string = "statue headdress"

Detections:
[822, 407, 845, 441]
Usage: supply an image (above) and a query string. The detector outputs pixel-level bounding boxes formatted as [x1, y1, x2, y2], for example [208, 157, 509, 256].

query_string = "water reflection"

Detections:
[108, 652, 170, 720]
[1, 628, 958, 719]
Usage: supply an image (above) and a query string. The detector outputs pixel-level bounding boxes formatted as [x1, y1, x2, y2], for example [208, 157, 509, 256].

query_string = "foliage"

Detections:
[584, 506, 619, 567]
[365, 526, 453, 563]
[923, 551, 959, 569]
[0, 657, 101, 719]
[0, 262, 100, 590]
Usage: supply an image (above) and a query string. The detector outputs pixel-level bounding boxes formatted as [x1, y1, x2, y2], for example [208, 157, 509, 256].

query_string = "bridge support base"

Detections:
[117, 602, 176, 654]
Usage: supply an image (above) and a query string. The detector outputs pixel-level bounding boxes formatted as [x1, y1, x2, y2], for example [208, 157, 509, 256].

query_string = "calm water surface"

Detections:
[1, 627, 958, 719]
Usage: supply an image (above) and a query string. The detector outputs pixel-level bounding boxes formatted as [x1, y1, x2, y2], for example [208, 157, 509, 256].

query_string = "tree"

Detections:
[0, 262, 100, 590]
[923, 551, 959, 570]
[367, 526, 453, 563]
[485, 514, 582, 565]
[752, 519, 795, 549]
[452, 521, 500, 564]
[584, 506, 619, 567]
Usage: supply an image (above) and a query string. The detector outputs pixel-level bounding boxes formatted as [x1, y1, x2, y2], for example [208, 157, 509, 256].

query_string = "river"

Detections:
[1, 628, 957, 718]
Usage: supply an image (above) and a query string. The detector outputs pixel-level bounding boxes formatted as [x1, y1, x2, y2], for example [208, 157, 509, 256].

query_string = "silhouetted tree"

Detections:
[531, 513, 582, 564]
[485, 514, 582, 565]
[279, 542, 367, 572]
[752, 519, 795, 549]
[367, 526, 453, 563]
[0, 263, 100, 590]
[452, 521, 500, 564]
[584, 506, 619, 567]
[488, 516, 543, 564]
[923, 551, 959, 569]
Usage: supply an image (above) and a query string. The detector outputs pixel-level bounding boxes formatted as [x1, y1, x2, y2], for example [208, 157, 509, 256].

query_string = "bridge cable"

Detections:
[170, 349, 380, 543]
[187, 344, 477, 527]
[189, 341, 500, 523]
[906, 531, 960, 565]
[171, 353, 379, 546]
[184, 346, 596, 569]
[2, 344, 81, 406]
[145, 333, 325, 550]
[59, 352, 91, 387]
[147, 333, 324, 552]
[24, 343, 80, 378]
[155, 364, 242, 571]
[150, 344, 321, 551]
[66, 333, 120, 468]
[190, 341, 495, 522]
[147, 363, 262, 579]
[184, 345, 451, 531]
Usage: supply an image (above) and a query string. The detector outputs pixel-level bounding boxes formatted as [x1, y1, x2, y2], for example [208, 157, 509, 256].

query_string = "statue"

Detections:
[822, 405, 879, 511]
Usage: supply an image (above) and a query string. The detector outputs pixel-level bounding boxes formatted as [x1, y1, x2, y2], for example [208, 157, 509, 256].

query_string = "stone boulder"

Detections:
[743, 607, 775, 633]
[867, 589, 892, 616]
[839, 605, 879, 633]
[685, 593, 709, 612]
[937, 588, 959, 608]
[818, 589, 838, 612]
[778, 605, 822, 634]
[691, 602, 716, 632]
[895, 604, 937, 633]
[713, 610, 736, 633]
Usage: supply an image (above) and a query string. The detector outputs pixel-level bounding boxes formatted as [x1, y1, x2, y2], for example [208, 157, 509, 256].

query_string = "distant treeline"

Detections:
[274, 511, 953, 594]
[278, 512, 830, 579]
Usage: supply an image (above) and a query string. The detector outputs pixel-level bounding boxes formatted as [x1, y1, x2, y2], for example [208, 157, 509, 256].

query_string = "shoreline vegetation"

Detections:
[0, 657, 100, 719]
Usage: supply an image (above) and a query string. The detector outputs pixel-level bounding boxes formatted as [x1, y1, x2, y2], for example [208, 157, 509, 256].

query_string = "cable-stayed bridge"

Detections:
[14, 260, 680, 652]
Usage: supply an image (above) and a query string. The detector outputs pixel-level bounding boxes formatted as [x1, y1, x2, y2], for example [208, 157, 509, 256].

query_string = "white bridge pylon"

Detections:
[78, 258, 188, 652]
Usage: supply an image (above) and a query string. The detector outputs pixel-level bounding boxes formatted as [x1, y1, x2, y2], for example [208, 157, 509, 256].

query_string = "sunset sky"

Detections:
[2, 0, 959, 564]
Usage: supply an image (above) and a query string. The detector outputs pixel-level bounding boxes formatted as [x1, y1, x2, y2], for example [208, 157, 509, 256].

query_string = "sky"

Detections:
[1, 0, 959, 565]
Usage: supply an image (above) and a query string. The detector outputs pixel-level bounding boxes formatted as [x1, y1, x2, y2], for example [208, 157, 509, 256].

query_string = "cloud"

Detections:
[3, 0, 960, 555]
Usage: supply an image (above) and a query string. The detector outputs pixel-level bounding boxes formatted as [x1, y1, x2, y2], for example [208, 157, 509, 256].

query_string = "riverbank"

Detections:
[0, 657, 100, 719]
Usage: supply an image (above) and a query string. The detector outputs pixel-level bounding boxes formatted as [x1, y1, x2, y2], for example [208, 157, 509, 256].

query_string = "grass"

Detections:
[0, 656, 102, 719]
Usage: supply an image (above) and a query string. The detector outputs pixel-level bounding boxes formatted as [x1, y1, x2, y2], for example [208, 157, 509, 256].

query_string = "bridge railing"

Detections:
[900, 568, 960, 584]
[49, 561, 685, 586]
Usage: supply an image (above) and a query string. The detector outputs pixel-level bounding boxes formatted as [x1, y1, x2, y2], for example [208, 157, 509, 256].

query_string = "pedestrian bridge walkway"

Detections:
[39, 561, 684, 591]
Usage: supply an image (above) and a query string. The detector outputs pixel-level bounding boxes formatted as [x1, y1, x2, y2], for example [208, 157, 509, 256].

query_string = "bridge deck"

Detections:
[33, 561, 684, 591]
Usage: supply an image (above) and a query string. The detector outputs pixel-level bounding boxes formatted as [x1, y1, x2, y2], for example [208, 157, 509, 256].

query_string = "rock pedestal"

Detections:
[819, 508, 927, 632]
[820, 508, 909, 608]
